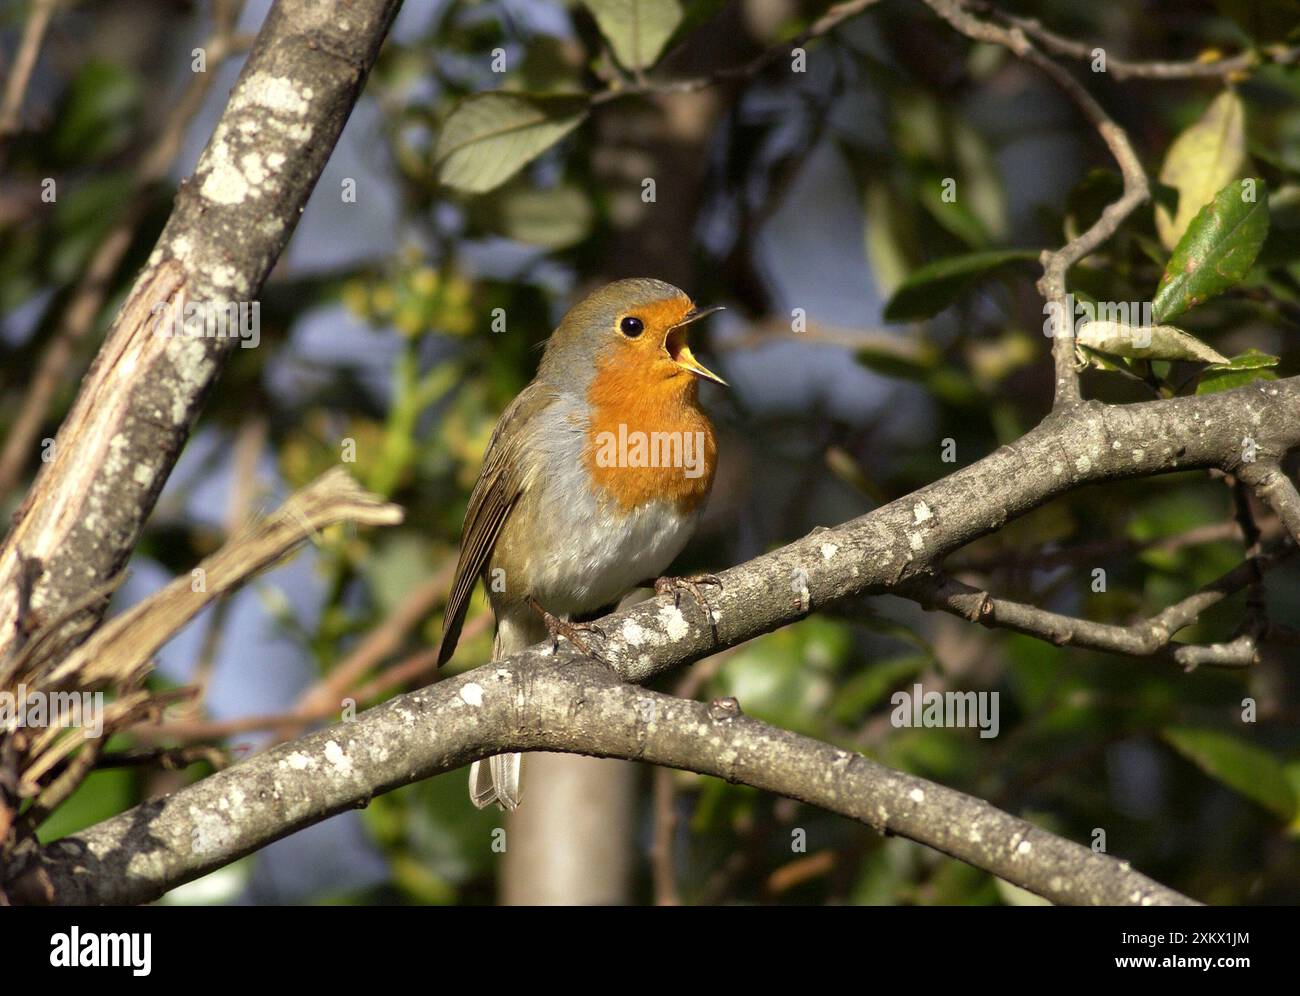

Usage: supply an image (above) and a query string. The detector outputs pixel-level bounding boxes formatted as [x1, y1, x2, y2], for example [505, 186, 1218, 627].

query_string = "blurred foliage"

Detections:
[2, 0, 1298, 906]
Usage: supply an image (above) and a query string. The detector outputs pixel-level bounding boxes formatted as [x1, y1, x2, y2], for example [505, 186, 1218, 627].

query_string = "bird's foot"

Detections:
[526, 596, 611, 666]
[653, 572, 723, 619]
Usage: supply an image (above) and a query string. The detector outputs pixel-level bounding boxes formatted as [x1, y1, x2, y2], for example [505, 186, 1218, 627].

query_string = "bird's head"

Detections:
[539, 278, 726, 392]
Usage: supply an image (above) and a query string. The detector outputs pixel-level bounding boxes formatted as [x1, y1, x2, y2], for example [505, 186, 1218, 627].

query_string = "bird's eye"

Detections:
[620, 316, 644, 338]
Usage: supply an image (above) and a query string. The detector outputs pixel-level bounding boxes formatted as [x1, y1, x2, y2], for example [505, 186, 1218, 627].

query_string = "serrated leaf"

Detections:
[1196, 348, 1281, 393]
[1155, 90, 1248, 250]
[584, 0, 683, 71]
[1152, 178, 1270, 322]
[883, 249, 1037, 322]
[434, 93, 588, 194]
[1077, 320, 1228, 363]
[1163, 727, 1297, 820]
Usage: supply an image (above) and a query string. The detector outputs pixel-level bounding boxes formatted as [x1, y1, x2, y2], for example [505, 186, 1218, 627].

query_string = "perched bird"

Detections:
[436, 278, 726, 810]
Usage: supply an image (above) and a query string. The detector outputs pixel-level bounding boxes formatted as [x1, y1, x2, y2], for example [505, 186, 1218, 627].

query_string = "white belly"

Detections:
[528, 496, 697, 615]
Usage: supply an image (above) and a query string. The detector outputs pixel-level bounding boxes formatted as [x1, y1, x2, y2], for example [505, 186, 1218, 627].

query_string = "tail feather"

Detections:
[469, 611, 545, 810]
[469, 753, 523, 810]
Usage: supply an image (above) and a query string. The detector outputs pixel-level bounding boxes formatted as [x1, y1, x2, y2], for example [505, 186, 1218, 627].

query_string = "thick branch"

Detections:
[15, 661, 1197, 906]
[0, 0, 402, 662]
[15, 379, 1300, 905]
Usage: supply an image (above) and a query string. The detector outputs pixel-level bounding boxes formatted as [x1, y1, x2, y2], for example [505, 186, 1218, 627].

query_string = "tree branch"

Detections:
[15, 378, 1300, 905]
[0, 0, 402, 664]
[13, 660, 1198, 906]
[903, 535, 1295, 668]
[969, 1, 1300, 80]
[922, 0, 1150, 409]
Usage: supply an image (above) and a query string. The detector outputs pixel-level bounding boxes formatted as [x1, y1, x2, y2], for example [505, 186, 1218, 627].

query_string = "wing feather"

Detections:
[436, 382, 555, 666]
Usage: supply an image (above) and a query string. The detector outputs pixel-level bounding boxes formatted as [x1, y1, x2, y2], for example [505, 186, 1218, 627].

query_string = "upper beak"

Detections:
[665, 305, 727, 386]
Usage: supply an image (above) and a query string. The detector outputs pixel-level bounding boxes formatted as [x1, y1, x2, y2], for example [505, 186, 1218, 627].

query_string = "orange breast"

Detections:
[583, 358, 717, 515]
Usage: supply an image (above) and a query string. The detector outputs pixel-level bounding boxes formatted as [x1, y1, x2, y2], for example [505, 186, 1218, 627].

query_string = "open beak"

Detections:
[664, 305, 727, 386]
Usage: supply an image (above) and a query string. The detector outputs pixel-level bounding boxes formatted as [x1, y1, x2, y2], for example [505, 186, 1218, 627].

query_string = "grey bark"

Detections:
[19, 379, 1294, 906]
[0, 0, 403, 661]
[14, 658, 1198, 906]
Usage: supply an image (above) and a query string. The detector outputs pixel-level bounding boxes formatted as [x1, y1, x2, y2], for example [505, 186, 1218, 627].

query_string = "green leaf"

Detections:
[1195, 348, 1281, 394]
[863, 179, 918, 296]
[883, 249, 1037, 322]
[1152, 178, 1270, 323]
[433, 93, 588, 194]
[1163, 727, 1297, 820]
[1077, 320, 1228, 363]
[482, 184, 595, 249]
[36, 767, 135, 842]
[53, 59, 141, 165]
[1155, 90, 1248, 250]
[583, 0, 684, 72]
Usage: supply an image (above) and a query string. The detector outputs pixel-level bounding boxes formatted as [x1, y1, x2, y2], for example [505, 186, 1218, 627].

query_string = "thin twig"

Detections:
[923, 0, 1150, 409]
[970, 1, 1300, 80]
[907, 537, 1295, 668]
[590, 0, 884, 105]
[0, 0, 58, 150]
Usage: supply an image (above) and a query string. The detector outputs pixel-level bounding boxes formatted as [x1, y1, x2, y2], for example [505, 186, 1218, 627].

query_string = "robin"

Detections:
[435, 278, 726, 810]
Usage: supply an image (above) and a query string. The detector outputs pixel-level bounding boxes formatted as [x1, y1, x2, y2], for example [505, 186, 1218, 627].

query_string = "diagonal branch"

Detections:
[0, 0, 403, 666]
[1238, 462, 1300, 545]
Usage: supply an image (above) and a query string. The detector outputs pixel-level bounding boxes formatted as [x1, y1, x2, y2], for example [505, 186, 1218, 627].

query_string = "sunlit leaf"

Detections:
[1077, 320, 1228, 363]
[433, 93, 588, 194]
[1152, 178, 1269, 322]
[1155, 90, 1248, 250]
[583, 0, 684, 71]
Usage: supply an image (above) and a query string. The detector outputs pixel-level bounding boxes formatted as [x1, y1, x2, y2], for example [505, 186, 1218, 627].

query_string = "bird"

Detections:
[435, 277, 726, 810]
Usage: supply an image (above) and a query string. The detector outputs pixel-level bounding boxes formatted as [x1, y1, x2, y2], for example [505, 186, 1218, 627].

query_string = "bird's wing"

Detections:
[436, 381, 557, 667]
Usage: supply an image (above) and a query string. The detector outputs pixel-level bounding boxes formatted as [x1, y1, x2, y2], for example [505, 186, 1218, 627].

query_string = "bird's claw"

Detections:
[654, 572, 723, 618]
[527, 596, 612, 667]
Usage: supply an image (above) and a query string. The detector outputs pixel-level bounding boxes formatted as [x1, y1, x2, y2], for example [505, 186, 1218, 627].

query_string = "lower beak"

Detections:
[665, 306, 727, 386]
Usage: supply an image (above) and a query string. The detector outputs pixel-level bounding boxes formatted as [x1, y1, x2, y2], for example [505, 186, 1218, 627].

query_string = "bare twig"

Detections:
[970, 1, 1300, 80]
[590, 0, 884, 105]
[0, 0, 58, 149]
[41, 468, 402, 693]
[922, 0, 1150, 409]
[905, 536, 1295, 669]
